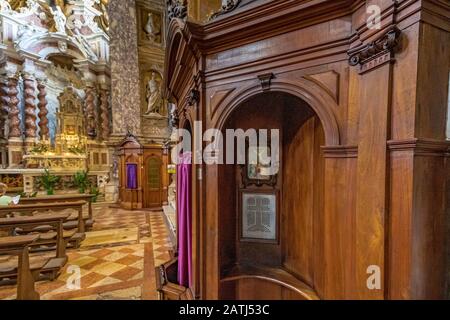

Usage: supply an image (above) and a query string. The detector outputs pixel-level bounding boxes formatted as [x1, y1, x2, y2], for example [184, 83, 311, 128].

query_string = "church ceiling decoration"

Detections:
[0, 0, 109, 63]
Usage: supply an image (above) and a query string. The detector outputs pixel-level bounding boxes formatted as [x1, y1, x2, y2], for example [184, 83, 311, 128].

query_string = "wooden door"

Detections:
[144, 155, 162, 208]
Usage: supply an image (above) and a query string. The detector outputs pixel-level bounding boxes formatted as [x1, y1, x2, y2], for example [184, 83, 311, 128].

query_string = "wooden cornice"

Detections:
[388, 138, 450, 156]
[192, 0, 355, 54]
[164, 0, 440, 103]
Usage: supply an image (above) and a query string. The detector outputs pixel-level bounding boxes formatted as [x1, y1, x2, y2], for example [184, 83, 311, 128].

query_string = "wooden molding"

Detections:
[209, 88, 235, 118]
[257, 73, 275, 91]
[388, 138, 450, 156]
[321, 145, 358, 158]
[304, 71, 340, 103]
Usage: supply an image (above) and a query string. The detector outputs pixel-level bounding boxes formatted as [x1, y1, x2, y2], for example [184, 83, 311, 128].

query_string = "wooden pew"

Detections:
[0, 213, 74, 280]
[0, 201, 87, 248]
[0, 235, 41, 300]
[20, 194, 95, 231]
[155, 257, 194, 300]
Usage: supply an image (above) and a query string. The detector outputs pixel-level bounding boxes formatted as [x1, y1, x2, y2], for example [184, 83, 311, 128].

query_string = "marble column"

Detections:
[23, 72, 37, 142]
[99, 88, 110, 141]
[85, 84, 97, 138]
[108, 0, 141, 137]
[37, 77, 49, 140]
[7, 75, 20, 138]
[0, 78, 9, 168]
[0, 78, 9, 139]
[7, 73, 23, 168]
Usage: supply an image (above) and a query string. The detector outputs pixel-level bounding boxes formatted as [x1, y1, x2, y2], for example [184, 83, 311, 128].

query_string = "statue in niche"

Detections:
[144, 12, 161, 43]
[145, 72, 164, 116]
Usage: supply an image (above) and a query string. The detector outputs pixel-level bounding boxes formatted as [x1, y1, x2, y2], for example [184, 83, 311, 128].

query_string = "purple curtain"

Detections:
[177, 152, 192, 288]
[126, 164, 138, 189]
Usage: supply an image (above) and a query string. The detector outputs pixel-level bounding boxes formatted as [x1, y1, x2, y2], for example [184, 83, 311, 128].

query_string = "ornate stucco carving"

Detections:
[167, 0, 187, 21]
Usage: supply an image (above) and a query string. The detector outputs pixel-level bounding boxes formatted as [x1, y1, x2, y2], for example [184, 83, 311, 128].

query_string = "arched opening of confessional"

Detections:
[218, 91, 325, 300]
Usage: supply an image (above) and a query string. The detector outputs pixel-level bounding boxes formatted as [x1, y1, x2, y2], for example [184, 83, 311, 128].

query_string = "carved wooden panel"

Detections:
[305, 71, 340, 103]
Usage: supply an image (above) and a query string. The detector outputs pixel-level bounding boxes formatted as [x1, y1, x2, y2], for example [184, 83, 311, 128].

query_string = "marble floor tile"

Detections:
[0, 205, 173, 300]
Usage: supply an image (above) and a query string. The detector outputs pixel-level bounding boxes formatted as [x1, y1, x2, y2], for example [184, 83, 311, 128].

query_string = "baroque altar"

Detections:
[0, 0, 114, 200]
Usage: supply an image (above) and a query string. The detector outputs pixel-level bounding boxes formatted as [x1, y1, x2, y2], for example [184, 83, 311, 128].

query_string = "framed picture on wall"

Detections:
[239, 190, 279, 243]
[240, 140, 279, 188]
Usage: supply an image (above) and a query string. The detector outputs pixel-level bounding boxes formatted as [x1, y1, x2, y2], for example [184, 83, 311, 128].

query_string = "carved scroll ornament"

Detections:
[167, 0, 187, 21]
[210, 0, 242, 20]
[348, 26, 401, 74]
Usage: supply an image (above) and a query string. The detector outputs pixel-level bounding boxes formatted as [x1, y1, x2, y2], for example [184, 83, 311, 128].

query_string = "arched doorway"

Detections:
[218, 92, 325, 300]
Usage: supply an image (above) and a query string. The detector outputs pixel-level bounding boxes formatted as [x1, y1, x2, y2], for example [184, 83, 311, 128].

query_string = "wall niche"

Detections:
[218, 92, 325, 300]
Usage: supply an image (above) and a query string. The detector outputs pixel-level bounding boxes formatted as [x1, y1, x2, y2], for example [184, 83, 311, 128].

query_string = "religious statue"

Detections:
[94, 0, 109, 31]
[49, 4, 66, 33]
[15, 24, 35, 45]
[144, 12, 160, 43]
[145, 73, 163, 116]
[19, 0, 39, 13]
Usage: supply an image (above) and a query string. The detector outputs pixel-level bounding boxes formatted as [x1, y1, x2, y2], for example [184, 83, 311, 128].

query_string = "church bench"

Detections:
[0, 213, 74, 281]
[0, 235, 41, 300]
[156, 257, 194, 300]
[0, 201, 88, 247]
[20, 194, 95, 230]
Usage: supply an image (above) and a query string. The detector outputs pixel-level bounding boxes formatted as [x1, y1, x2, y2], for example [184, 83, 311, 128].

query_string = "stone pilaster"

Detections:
[109, 0, 141, 137]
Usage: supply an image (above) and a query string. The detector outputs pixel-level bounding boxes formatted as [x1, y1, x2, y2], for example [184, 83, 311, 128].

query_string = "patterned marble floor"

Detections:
[0, 205, 174, 300]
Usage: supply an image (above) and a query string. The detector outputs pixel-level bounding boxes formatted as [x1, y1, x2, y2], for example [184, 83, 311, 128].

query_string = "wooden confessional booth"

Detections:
[159, 0, 450, 301]
[118, 134, 169, 210]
